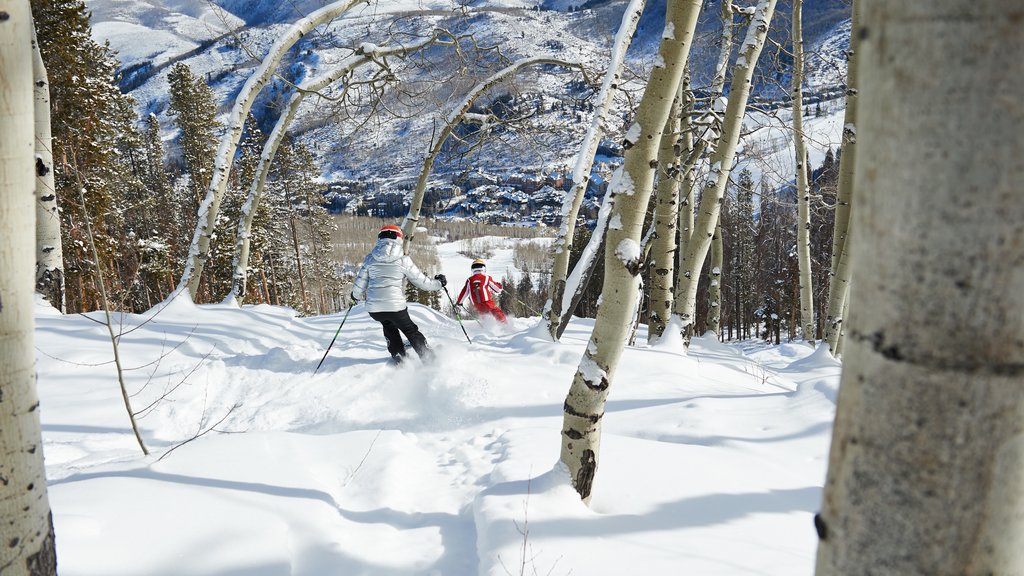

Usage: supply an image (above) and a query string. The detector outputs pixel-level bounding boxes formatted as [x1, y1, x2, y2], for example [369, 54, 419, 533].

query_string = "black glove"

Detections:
[349, 294, 358, 306]
[434, 274, 447, 288]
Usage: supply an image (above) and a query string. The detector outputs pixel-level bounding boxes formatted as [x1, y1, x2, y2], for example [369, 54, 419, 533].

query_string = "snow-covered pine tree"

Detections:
[167, 63, 220, 250]
[31, 0, 148, 313]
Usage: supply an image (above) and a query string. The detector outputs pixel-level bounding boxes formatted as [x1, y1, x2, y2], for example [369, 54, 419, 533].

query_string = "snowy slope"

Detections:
[37, 236, 840, 576]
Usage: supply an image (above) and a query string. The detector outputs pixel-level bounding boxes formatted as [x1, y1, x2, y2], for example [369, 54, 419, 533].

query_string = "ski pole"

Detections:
[442, 286, 472, 344]
[314, 302, 355, 374]
[511, 294, 542, 317]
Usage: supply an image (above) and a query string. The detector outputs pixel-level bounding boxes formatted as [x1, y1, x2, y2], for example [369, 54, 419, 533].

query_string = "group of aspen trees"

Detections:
[2, 0, 1021, 574]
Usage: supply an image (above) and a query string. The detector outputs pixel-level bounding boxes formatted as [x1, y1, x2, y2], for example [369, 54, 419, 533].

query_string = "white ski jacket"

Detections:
[352, 238, 442, 313]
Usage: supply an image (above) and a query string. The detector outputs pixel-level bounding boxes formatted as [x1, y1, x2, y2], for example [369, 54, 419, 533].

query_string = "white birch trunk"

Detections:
[553, 182, 614, 340]
[178, 0, 368, 298]
[706, 224, 723, 335]
[561, 0, 702, 503]
[792, 0, 815, 344]
[823, 1, 860, 354]
[672, 0, 732, 341]
[815, 1, 1024, 573]
[671, 0, 778, 341]
[1, 2, 58, 571]
[226, 35, 441, 304]
[401, 56, 579, 250]
[646, 88, 682, 342]
[545, 0, 645, 341]
[675, 80, 695, 298]
[30, 25, 63, 314]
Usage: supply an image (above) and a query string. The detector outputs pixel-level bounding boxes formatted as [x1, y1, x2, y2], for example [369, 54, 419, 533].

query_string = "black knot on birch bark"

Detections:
[575, 449, 597, 500]
[36, 158, 51, 177]
[0, 12, 10, 21]
[813, 513, 828, 540]
[585, 376, 610, 392]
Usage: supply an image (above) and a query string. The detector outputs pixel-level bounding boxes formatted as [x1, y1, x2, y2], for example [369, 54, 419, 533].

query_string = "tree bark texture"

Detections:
[706, 223, 723, 335]
[546, 0, 645, 341]
[672, 0, 778, 341]
[792, 0, 815, 344]
[823, 1, 860, 355]
[815, 1, 1024, 574]
[178, 0, 367, 298]
[1, 2, 59, 572]
[561, 0, 702, 503]
[646, 88, 682, 342]
[30, 25, 63, 314]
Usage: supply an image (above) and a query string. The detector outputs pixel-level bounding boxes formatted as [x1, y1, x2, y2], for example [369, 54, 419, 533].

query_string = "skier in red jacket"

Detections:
[456, 259, 507, 323]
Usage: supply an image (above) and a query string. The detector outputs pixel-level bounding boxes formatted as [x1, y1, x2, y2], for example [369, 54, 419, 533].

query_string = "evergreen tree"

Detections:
[167, 62, 219, 238]
[733, 169, 756, 339]
[32, 0, 149, 312]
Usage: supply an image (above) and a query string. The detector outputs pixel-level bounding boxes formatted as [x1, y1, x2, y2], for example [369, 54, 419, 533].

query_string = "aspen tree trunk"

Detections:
[672, 0, 732, 341]
[815, 1, 1024, 573]
[30, 25, 63, 313]
[546, 0, 645, 340]
[402, 56, 579, 250]
[697, 0, 735, 341]
[675, 77, 695, 302]
[646, 88, 682, 342]
[792, 0, 815, 345]
[227, 35, 443, 303]
[706, 224, 723, 335]
[672, 0, 778, 343]
[554, 185, 612, 340]
[561, 0, 702, 503]
[823, 1, 860, 354]
[0, 2, 58, 572]
[178, 0, 368, 298]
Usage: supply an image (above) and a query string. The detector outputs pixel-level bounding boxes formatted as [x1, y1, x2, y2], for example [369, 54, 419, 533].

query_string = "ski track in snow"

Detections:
[36, 240, 840, 576]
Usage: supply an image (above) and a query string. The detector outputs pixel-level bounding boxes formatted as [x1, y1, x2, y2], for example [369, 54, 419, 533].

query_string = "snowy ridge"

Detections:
[38, 237, 840, 575]
[85, 0, 850, 189]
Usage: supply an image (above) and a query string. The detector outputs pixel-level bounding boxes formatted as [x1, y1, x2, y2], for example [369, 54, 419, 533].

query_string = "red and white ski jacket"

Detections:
[456, 273, 503, 306]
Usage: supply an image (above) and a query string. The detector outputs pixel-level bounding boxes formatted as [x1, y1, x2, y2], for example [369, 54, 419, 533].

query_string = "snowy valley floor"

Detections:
[36, 270, 840, 576]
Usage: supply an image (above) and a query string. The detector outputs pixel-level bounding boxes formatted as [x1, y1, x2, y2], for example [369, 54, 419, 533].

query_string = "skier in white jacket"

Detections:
[352, 225, 447, 364]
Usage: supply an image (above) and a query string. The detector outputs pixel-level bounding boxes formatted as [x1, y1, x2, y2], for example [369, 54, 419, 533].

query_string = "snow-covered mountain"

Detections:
[84, 0, 851, 189]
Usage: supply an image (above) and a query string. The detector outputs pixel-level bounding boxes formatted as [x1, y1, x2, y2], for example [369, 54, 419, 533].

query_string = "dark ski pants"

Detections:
[368, 308, 431, 360]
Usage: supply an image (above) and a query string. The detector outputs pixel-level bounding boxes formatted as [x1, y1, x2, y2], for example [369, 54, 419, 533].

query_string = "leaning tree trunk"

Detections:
[792, 0, 815, 345]
[546, 0, 645, 341]
[822, 0, 860, 355]
[671, 0, 778, 344]
[561, 0, 702, 504]
[0, 2, 59, 572]
[178, 0, 368, 298]
[814, 1, 1024, 574]
[226, 34, 444, 304]
[30, 25, 63, 313]
[401, 56, 579, 250]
